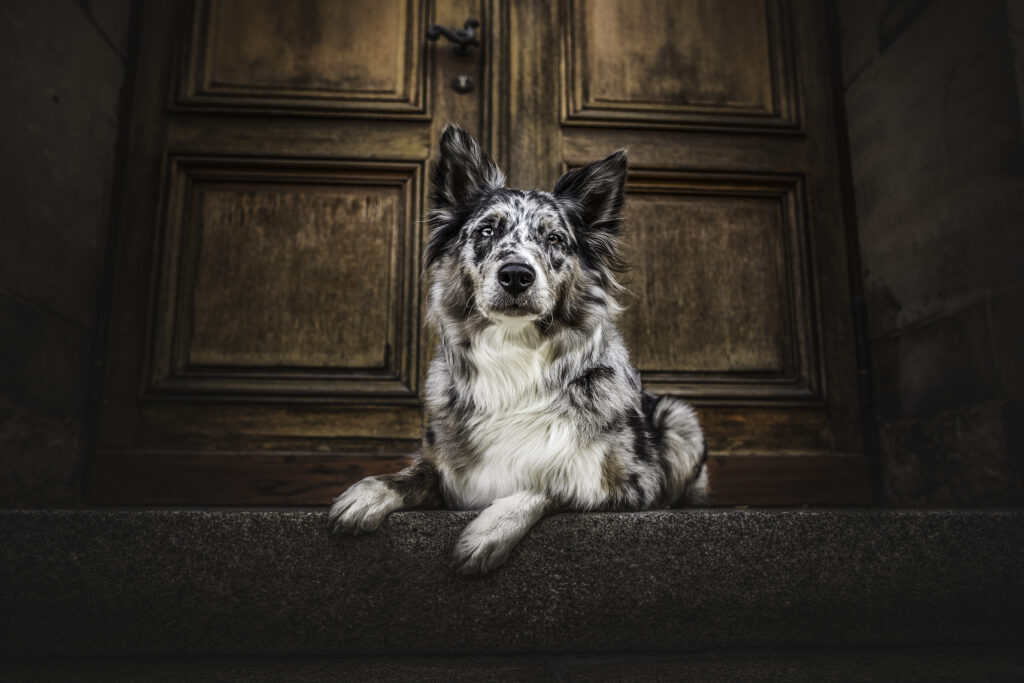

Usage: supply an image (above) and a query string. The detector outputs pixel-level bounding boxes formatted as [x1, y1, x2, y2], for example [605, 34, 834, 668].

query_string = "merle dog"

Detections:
[329, 125, 706, 574]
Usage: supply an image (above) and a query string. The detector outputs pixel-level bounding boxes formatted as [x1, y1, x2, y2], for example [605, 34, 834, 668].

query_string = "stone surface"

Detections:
[0, 0, 131, 507]
[845, 0, 1023, 339]
[0, 509, 1021, 658]
[880, 401, 1020, 505]
[2, 645, 1023, 682]
[1004, 398, 1024, 478]
[0, 0, 125, 328]
[79, 0, 133, 58]
[835, 0, 886, 86]
[990, 284, 1024, 398]
[871, 302, 999, 421]
[0, 397, 81, 507]
[0, 292, 92, 420]
[839, 0, 1024, 505]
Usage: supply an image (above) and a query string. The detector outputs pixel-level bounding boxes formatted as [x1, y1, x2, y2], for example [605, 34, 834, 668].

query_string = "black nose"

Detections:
[497, 263, 535, 296]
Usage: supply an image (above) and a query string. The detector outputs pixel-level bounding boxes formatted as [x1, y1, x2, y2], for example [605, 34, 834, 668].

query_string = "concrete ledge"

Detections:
[1, 509, 1022, 658]
[3, 646, 1024, 682]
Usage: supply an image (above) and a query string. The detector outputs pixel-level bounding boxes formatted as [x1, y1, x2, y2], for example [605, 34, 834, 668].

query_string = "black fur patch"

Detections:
[569, 365, 615, 403]
[472, 230, 491, 265]
[383, 460, 443, 508]
[628, 407, 656, 463]
[441, 273, 477, 322]
[553, 150, 629, 276]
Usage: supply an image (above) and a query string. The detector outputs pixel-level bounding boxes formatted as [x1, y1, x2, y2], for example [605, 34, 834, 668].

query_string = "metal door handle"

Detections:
[426, 18, 481, 56]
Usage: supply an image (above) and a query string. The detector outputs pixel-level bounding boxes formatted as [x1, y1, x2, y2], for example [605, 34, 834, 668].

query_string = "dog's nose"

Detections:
[497, 263, 535, 296]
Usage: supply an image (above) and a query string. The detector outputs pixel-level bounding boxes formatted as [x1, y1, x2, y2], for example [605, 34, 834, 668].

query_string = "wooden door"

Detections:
[498, 0, 868, 503]
[92, 0, 869, 504]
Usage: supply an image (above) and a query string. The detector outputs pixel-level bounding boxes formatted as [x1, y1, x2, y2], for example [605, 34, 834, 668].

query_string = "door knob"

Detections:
[426, 18, 481, 56]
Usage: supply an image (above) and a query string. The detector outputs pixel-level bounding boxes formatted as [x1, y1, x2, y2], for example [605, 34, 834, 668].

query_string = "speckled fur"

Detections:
[330, 125, 706, 574]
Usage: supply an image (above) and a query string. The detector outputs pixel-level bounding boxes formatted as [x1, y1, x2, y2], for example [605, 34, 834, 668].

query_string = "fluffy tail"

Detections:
[646, 393, 708, 505]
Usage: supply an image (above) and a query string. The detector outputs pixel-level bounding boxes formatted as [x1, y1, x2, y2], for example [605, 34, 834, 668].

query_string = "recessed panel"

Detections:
[617, 173, 818, 400]
[588, 0, 771, 109]
[208, 0, 403, 94]
[189, 183, 396, 369]
[622, 194, 787, 373]
[564, 0, 799, 130]
[148, 158, 421, 398]
[180, 0, 425, 114]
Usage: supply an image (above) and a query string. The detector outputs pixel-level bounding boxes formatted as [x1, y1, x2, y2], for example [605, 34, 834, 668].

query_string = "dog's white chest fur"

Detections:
[447, 319, 606, 509]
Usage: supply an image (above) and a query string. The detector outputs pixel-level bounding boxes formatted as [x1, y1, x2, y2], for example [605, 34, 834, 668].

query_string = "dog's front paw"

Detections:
[328, 478, 401, 535]
[451, 522, 516, 575]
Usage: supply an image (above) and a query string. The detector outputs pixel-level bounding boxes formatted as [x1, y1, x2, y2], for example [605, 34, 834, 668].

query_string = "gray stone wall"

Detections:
[0, 0, 131, 506]
[837, 0, 1024, 504]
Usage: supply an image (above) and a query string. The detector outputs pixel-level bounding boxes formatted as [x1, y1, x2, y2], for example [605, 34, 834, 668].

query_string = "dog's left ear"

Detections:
[554, 150, 628, 269]
[554, 150, 627, 233]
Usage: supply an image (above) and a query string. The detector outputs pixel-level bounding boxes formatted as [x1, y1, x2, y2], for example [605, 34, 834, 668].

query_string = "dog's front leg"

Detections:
[329, 459, 442, 534]
[452, 491, 551, 575]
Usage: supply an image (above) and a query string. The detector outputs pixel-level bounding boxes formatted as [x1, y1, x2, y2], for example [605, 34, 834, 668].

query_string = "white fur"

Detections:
[328, 477, 402, 534]
[459, 202, 558, 317]
[654, 398, 707, 504]
[451, 490, 550, 574]
[686, 465, 709, 504]
[444, 319, 607, 510]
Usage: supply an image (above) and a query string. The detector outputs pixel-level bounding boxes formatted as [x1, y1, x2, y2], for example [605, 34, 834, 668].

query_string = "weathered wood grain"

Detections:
[90, 451, 415, 505]
[93, 0, 868, 505]
[189, 183, 395, 368]
[706, 454, 871, 505]
[623, 191, 787, 373]
[177, 0, 428, 115]
[563, 0, 800, 131]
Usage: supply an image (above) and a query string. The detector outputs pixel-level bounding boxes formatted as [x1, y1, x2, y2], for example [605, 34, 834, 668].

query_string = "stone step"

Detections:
[3, 646, 1023, 682]
[1, 509, 1022, 660]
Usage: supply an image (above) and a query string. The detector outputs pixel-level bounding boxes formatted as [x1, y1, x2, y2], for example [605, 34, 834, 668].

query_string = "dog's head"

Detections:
[425, 125, 627, 330]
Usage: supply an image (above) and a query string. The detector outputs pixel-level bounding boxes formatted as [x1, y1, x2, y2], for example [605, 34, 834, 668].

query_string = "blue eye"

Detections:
[479, 226, 494, 237]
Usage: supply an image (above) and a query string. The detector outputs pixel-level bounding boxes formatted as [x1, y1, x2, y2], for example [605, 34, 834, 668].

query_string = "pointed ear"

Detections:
[425, 125, 504, 269]
[554, 151, 628, 276]
[430, 124, 505, 218]
[553, 150, 628, 235]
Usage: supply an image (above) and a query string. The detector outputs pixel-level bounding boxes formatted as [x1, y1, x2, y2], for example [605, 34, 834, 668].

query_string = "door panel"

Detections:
[148, 158, 420, 398]
[502, 0, 867, 503]
[618, 172, 818, 401]
[179, 0, 427, 115]
[92, 0, 460, 503]
[186, 181, 395, 369]
[564, 0, 799, 130]
[93, 0, 868, 504]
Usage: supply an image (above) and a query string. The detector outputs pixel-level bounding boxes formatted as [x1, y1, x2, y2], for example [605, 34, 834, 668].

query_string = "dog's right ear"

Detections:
[426, 125, 505, 268]
[431, 125, 505, 212]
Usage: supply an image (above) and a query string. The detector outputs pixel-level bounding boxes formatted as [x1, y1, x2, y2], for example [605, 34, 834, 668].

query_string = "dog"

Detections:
[329, 125, 707, 574]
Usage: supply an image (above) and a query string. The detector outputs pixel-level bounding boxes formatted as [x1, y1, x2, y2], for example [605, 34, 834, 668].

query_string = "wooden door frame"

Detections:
[89, 0, 872, 505]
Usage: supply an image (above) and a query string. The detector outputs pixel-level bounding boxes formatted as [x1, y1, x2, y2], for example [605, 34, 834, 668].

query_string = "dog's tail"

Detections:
[645, 392, 708, 505]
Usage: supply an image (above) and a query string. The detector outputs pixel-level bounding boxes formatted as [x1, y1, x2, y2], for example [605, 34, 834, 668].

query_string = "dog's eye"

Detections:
[479, 226, 494, 238]
[547, 233, 561, 245]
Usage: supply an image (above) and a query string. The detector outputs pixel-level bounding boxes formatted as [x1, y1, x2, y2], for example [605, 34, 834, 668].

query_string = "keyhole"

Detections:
[452, 74, 474, 93]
